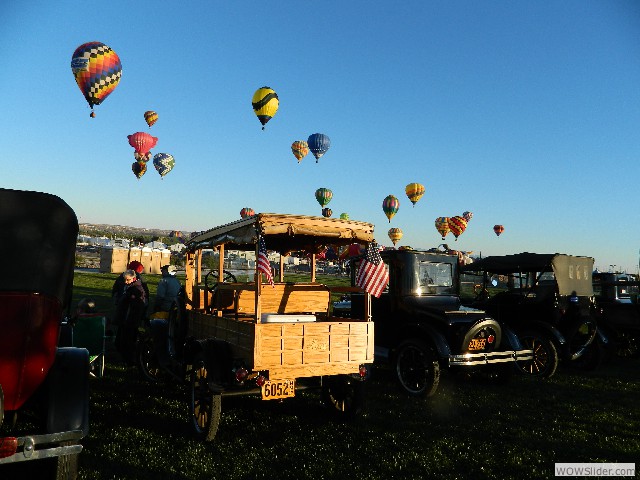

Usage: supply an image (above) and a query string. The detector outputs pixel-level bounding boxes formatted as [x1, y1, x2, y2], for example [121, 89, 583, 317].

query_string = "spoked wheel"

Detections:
[616, 332, 640, 358]
[190, 362, 222, 442]
[394, 339, 440, 397]
[321, 375, 365, 419]
[516, 330, 559, 378]
[136, 332, 163, 383]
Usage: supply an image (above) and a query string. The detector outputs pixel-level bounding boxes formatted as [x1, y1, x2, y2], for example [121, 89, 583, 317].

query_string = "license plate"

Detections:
[468, 338, 486, 350]
[261, 379, 295, 400]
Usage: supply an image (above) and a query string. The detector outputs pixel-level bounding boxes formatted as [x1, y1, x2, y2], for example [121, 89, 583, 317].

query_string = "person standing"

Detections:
[114, 269, 147, 365]
[112, 260, 150, 308]
[154, 265, 182, 313]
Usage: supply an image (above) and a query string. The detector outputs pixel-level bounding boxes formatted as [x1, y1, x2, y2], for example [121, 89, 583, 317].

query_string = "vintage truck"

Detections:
[593, 272, 640, 358]
[335, 247, 533, 397]
[0, 188, 89, 479]
[460, 253, 601, 377]
[169, 213, 376, 441]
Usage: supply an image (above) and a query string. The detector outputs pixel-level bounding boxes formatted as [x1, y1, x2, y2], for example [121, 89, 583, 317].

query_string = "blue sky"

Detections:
[1, 1, 639, 272]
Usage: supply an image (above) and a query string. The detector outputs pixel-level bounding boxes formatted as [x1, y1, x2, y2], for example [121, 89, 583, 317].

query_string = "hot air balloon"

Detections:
[128, 132, 158, 162]
[405, 183, 425, 207]
[462, 211, 473, 222]
[448, 216, 468, 241]
[291, 140, 309, 163]
[388, 227, 403, 246]
[307, 133, 331, 162]
[435, 217, 450, 240]
[382, 195, 400, 223]
[169, 231, 182, 238]
[322, 208, 332, 218]
[494, 225, 504, 236]
[152, 153, 175, 178]
[252, 86, 279, 130]
[240, 208, 255, 218]
[315, 188, 333, 208]
[132, 161, 146, 180]
[339, 213, 349, 220]
[71, 41, 122, 117]
[144, 110, 158, 128]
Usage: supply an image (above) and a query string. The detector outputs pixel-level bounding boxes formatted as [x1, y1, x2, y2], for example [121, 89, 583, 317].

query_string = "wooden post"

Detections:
[255, 239, 261, 322]
[279, 254, 285, 282]
[185, 251, 195, 310]
[311, 253, 316, 283]
[218, 244, 225, 282]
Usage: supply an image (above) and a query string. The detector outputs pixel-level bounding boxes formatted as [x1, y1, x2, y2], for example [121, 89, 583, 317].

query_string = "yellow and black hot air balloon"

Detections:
[252, 86, 279, 130]
[405, 183, 425, 207]
[388, 227, 403, 246]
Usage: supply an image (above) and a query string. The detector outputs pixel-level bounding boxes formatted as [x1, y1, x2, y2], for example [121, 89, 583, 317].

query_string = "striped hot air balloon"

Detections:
[315, 188, 333, 208]
[448, 216, 468, 241]
[322, 208, 333, 218]
[435, 217, 450, 240]
[144, 110, 158, 128]
[382, 195, 400, 223]
[252, 86, 279, 130]
[388, 227, 403, 246]
[291, 140, 309, 163]
[405, 183, 425, 207]
[240, 208, 255, 218]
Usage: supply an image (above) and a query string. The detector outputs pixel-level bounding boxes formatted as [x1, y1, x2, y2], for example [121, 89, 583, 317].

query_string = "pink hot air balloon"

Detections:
[128, 132, 158, 162]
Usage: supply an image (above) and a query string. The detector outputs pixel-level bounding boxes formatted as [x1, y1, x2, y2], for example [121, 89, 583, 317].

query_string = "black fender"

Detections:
[500, 323, 524, 350]
[45, 347, 90, 437]
[395, 322, 451, 361]
[185, 338, 232, 393]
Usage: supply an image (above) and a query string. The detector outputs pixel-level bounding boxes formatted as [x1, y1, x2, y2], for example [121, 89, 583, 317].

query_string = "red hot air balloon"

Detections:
[493, 225, 504, 236]
[128, 132, 158, 162]
[448, 216, 468, 241]
[240, 208, 255, 218]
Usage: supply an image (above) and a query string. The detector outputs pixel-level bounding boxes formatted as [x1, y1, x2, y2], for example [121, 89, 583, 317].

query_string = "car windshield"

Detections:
[418, 261, 453, 294]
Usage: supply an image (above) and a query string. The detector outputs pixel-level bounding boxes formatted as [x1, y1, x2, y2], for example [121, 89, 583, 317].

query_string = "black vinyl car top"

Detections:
[460, 253, 559, 274]
[0, 188, 78, 307]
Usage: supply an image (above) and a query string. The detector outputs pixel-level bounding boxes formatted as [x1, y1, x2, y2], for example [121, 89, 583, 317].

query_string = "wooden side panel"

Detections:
[188, 312, 255, 360]
[236, 284, 330, 315]
[253, 321, 374, 379]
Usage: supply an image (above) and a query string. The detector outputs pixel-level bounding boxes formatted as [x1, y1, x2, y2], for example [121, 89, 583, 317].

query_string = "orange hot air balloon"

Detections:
[493, 225, 504, 236]
[388, 227, 403, 246]
[448, 216, 468, 241]
[291, 140, 309, 163]
[435, 217, 450, 240]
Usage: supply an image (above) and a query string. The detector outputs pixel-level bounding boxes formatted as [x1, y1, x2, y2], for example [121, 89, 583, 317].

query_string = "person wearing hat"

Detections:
[112, 261, 150, 307]
[154, 264, 182, 313]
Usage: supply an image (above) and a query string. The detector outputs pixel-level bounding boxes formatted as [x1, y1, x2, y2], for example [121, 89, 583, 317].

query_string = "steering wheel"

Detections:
[204, 269, 237, 294]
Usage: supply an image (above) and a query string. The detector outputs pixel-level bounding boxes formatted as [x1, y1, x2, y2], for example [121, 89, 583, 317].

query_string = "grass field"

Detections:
[64, 273, 640, 478]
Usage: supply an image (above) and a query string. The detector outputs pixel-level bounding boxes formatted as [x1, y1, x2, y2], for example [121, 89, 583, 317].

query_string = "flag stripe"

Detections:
[355, 242, 389, 298]
[257, 237, 274, 286]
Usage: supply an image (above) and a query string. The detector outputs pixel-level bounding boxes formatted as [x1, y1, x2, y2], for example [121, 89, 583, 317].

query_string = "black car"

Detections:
[460, 252, 602, 377]
[339, 248, 532, 397]
[593, 272, 640, 358]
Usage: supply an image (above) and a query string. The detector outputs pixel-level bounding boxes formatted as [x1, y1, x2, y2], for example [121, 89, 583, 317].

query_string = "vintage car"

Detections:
[0, 188, 89, 479]
[140, 213, 376, 441]
[460, 253, 601, 377]
[338, 247, 533, 397]
[593, 272, 640, 358]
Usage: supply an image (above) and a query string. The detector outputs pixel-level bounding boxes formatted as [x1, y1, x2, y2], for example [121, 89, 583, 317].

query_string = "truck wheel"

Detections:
[516, 330, 559, 378]
[394, 340, 440, 397]
[321, 375, 365, 419]
[190, 363, 222, 441]
[136, 333, 162, 383]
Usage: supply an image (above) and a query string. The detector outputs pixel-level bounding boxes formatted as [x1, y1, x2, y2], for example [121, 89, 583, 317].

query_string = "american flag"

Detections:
[257, 237, 274, 286]
[356, 242, 389, 298]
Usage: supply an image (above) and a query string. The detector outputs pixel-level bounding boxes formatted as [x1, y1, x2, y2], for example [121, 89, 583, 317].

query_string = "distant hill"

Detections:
[79, 223, 192, 239]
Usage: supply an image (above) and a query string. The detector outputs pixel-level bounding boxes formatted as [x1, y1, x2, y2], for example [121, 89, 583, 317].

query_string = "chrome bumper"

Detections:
[449, 349, 534, 367]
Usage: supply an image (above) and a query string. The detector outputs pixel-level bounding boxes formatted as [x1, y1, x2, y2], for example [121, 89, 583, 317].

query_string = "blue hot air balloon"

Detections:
[307, 133, 331, 163]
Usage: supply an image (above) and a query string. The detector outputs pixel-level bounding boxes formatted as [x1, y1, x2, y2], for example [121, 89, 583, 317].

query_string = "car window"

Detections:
[418, 261, 453, 294]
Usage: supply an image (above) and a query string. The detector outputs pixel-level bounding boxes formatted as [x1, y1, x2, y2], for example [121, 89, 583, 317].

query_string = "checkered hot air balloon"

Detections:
[405, 183, 425, 207]
[448, 216, 468, 241]
[435, 217, 450, 240]
[71, 42, 122, 117]
[252, 86, 279, 130]
[152, 153, 175, 178]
